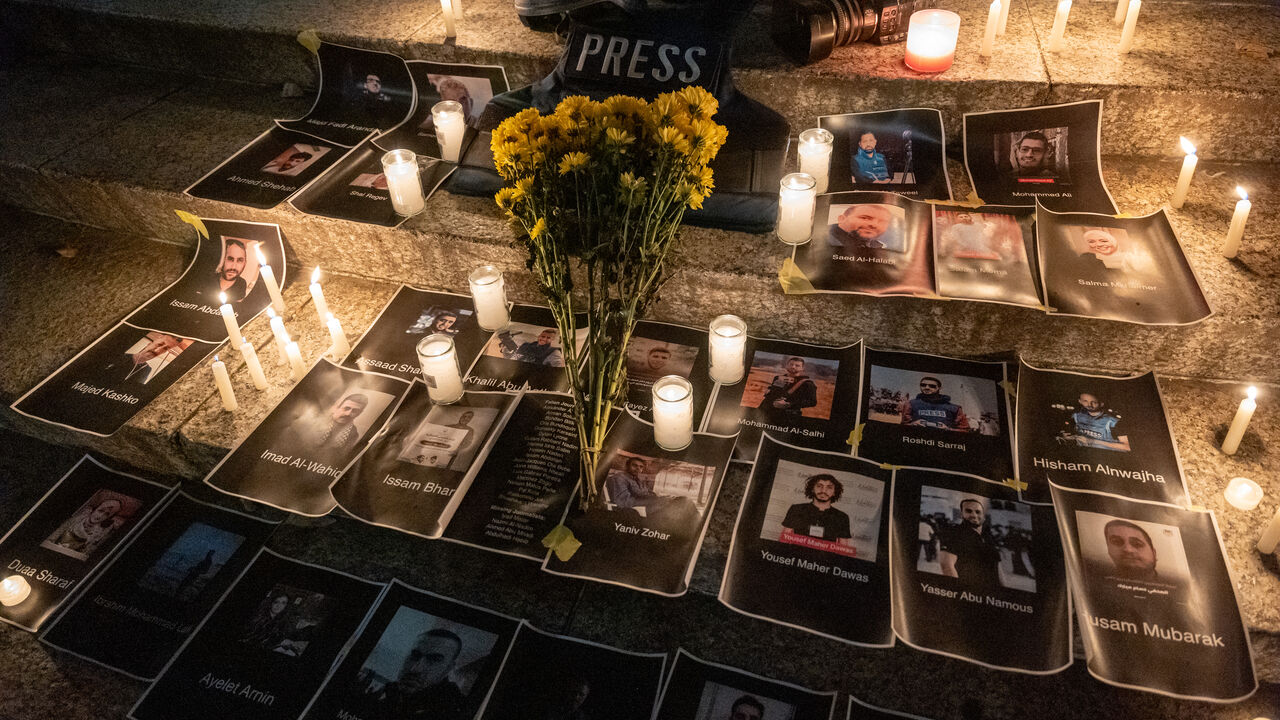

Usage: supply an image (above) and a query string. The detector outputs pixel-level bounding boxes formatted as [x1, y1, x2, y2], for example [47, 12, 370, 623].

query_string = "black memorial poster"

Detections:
[0, 455, 172, 631]
[654, 649, 837, 720]
[376, 60, 511, 160]
[788, 192, 935, 297]
[932, 204, 1042, 308]
[442, 392, 580, 560]
[1051, 484, 1256, 701]
[205, 359, 410, 516]
[477, 623, 666, 720]
[891, 467, 1070, 673]
[464, 304, 587, 393]
[302, 579, 520, 720]
[343, 285, 493, 383]
[40, 492, 278, 680]
[129, 549, 385, 720]
[847, 695, 935, 720]
[288, 140, 451, 227]
[622, 320, 712, 424]
[1036, 205, 1211, 325]
[542, 411, 736, 596]
[963, 100, 1117, 214]
[1016, 362, 1187, 505]
[819, 108, 952, 200]
[186, 126, 353, 209]
[703, 337, 862, 463]
[720, 436, 894, 647]
[333, 385, 519, 538]
[278, 41, 415, 148]
[856, 347, 1015, 482]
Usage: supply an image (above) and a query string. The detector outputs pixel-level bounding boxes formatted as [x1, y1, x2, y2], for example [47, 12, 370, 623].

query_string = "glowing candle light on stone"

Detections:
[239, 341, 269, 390]
[416, 335, 464, 404]
[652, 376, 694, 451]
[255, 246, 285, 314]
[777, 173, 817, 245]
[797, 129, 834, 194]
[1170, 137, 1198, 209]
[980, 0, 1001, 57]
[1259, 507, 1280, 554]
[469, 265, 510, 330]
[0, 576, 31, 607]
[286, 341, 306, 382]
[1221, 386, 1257, 455]
[1118, 0, 1141, 53]
[1222, 187, 1252, 258]
[432, 101, 466, 163]
[1047, 0, 1071, 53]
[708, 314, 747, 385]
[904, 10, 960, 73]
[381, 149, 426, 216]
[309, 267, 330, 327]
[1224, 477, 1263, 511]
[218, 292, 244, 348]
[267, 308, 290, 365]
[211, 355, 237, 411]
[327, 313, 351, 360]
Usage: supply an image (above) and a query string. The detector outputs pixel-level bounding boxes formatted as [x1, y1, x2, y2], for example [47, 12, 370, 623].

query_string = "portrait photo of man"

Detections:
[936, 497, 1003, 592]
[406, 306, 471, 336]
[725, 695, 766, 720]
[194, 237, 256, 304]
[852, 131, 892, 184]
[900, 376, 971, 431]
[999, 129, 1065, 182]
[1102, 519, 1160, 581]
[1077, 511, 1189, 595]
[261, 144, 331, 177]
[279, 392, 373, 462]
[487, 325, 566, 367]
[828, 204, 904, 253]
[760, 357, 818, 424]
[780, 473, 852, 545]
[356, 628, 469, 719]
[1058, 392, 1130, 452]
[41, 489, 142, 561]
[103, 331, 194, 385]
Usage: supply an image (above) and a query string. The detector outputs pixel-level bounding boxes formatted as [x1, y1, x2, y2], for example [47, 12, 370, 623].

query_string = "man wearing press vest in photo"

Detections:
[852, 132, 892, 184]
[780, 473, 852, 546]
[938, 498, 1002, 592]
[761, 357, 817, 424]
[1060, 392, 1130, 452]
[900, 376, 970, 431]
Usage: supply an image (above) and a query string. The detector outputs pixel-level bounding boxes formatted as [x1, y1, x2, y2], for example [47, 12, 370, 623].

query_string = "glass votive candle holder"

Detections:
[905, 9, 961, 73]
[381, 149, 425, 216]
[708, 314, 747, 385]
[416, 334, 465, 404]
[431, 100, 466, 162]
[777, 172, 817, 245]
[468, 265, 510, 330]
[652, 375, 694, 451]
[797, 128, 834, 194]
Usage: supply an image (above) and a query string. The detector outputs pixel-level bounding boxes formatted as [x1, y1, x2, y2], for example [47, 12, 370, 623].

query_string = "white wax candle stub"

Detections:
[286, 341, 307, 382]
[0, 575, 31, 607]
[309, 267, 330, 326]
[1259, 507, 1280, 554]
[451, 0, 463, 19]
[469, 265, 510, 330]
[1170, 137, 1197, 209]
[239, 342, 269, 391]
[441, 0, 457, 37]
[417, 335, 464, 404]
[255, 246, 286, 313]
[219, 293, 244, 348]
[1220, 386, 1257, 455]
[381, 149, 426, 216]
[1224, 477, 1263, 511]
[1117, 0, 1141, 53]
[708, 314, 747, 385]
[327, 313, 352, 359]
[797, 128, 834, 194]
[432, 101, 466, 163]
[212, 356, 238, 411]
[1222, 187, 1251, 258]
[777, 173, 817, 245]
[997, 0, 1011, 35]
[980, 0, 1000, 57]
[1113, 0, 1128, 24]
[1047, 0, 1071, 53]
[268, 309, 290, 365]
[652, 376, 694, 451]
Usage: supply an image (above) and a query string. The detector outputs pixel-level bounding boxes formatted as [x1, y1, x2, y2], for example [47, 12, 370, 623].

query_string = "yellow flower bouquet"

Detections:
[492, 87, 728, 509]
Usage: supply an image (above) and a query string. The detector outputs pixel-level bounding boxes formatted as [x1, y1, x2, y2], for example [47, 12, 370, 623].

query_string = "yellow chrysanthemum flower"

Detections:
[657, 126, 690, 155]
[513, 176, 534, 200]
[675, 86, 717, 121]
[529, 217, 547, 240]
[558, 152, 590, 175]
[494, 187, 518, 213]
[606, 127, 635, 148]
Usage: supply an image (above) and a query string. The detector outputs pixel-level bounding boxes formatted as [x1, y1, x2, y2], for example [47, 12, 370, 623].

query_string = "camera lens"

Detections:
[771, 0, 876, 64]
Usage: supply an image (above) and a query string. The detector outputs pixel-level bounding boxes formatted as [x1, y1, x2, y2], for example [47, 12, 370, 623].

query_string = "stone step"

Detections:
[1, 56, 1277, 382]
[2, 0, 1279, 159]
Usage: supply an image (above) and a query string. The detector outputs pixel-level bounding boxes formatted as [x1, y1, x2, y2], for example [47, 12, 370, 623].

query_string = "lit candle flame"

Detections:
[214, 355, 220, 363]
[219, 292, 227, 305]
[1247, 386, 1258, 400]
[1178, 136, 1195, 155]
[311, 267, 322, 284]
[1236, 186, 1248, 201]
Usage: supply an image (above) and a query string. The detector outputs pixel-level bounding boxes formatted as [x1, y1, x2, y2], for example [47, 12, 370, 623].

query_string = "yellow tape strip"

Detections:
[999, 380, 1016, 399]
[879, 462, 902, 470]
[1001, 477, 1029, 491]
[541, 524, 582, 562]
[847, 423, 865, 449]
[174, 210, 208, 240]
[778, 257, 817, 295]
[297, 29, 322, 54]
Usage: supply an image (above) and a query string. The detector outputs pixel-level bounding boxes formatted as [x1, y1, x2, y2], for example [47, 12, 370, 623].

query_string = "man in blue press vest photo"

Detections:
[852, 131, 892, 184]
[1061, 392, 1131, 452]
[899, 376, 970, 431]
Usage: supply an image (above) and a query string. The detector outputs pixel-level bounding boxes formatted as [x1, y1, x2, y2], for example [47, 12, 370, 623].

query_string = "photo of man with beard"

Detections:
[900, 376, 970, 431]
[197, 237, 252, 304]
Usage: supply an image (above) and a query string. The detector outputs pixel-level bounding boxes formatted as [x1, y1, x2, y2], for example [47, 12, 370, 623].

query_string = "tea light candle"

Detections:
[1259, 507, 1280, 554]
[1170, 137, 1198, 209]
[1224, 477, 1263, 511]
[286, 341, 306, 382]
[0, 575, 31, 607]
[267, 308, 290, 365]
[777, 172, 817, 245]
[1117, 0, 1141, 53]
[1221, 386, 1257, 455]
[708, 314, 747, 385]
[212, 355, 237, 411]
[904, 10, 960, 73]
[309, 267, 330, 326]
[980, 0, 1000, 57]
[416, 334, 464, 404]
[1222, 187, 1251, 258]
[381, 149, 426, 216]
[327, 313, 351, 359]
[797, 129, 834, 194]
[255, 246, 285, 314]
[239, 341, 269, 390]
[432, 101, 466, 163]
[218, 293, 244, 348]
[469, 265, 510, 330]
[997, 0, 1010, 35]
[652, 376, 694, 451]
[440, 0, 457, 37]
[1047, 0, 1071, 53]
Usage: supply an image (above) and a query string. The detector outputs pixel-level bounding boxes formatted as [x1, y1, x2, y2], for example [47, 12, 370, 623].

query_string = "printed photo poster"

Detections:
[1016, 362, 1187, 505]
[623, 320, 713, 423]
[654, 649, 838, 720]
[787, 192, 935, 297]
[703, 337, 862, 463]
[278, 41, 415, 148]
[288, 140, 452, 226]
[847, 695, 936, 720]
[931, 204, 1042, 308]
[343, 286, 492, 383]
[204, 359, 410, 516]
[720, 436, 894, 647]
[819, 108, 952, 200]
[129, 549, 385, 720]
[542, 410, 737, 596]
[302, 579, 520, 720]
[375, 60, 511, 160]
[0, 456, 172, 631]
[442, 392, 581, 560]
[186, 126, 352, 209]
[890, 468, 1070, 673]
[1036, 205, 1211, 325]
[962, 100, 1117, 214]
[465, 304, 588, 393]
[332, 385, 519, 538]
[477, 623, 666, 720]
[855, 348, 1014, 482]
[40, 493, 279, 680]
[1051, 484, 1256, 701]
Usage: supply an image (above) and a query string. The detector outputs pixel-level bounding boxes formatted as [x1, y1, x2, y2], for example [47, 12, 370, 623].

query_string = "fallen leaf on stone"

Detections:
[56, 246, 77, 258]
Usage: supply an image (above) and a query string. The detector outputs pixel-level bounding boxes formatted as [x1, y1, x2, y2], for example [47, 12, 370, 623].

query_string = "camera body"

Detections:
[771, 0, 938, 65]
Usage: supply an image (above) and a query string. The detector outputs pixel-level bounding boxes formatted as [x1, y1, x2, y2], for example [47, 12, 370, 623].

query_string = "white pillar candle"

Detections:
[451, 0, 463, 19]
[904, 10, 961, 73]
[1221, 187, 1252, 258]
[980, 0, 1001, 57]
[708, 314, 747, 385]
[1117, 0, 1141, 53]
[255, 246, 286, 314]
[1221, 386, 1257, 455]
[1258, 507, 1280, 554]
[1113, 0, 1128, 24]
[1224, 477, 1263, 511]
[267, 308, 290, 365]
[468, 265, 510, 330]
[0, 575, 31, 607]
[652, 375, 694, 451]
[1047, 0, 1071, 52]
[218, 293, 245, 348]
[211, 355, 238, 411]
[797, 129, 834, 194]
[777, 172, 817, 245]
[327, 313, 351, 359]
[417, 335, 465, 404]
[286, 341, 307, 382]
[1170, 137, 1198, 209]
[432, 101, 466, 163]
[997, 0, 1011, 35]
[309, 267, 330, 327]
[381, 149, 426, 216]
[440, 0, 457, 37]
[239, 341, 269, 390]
